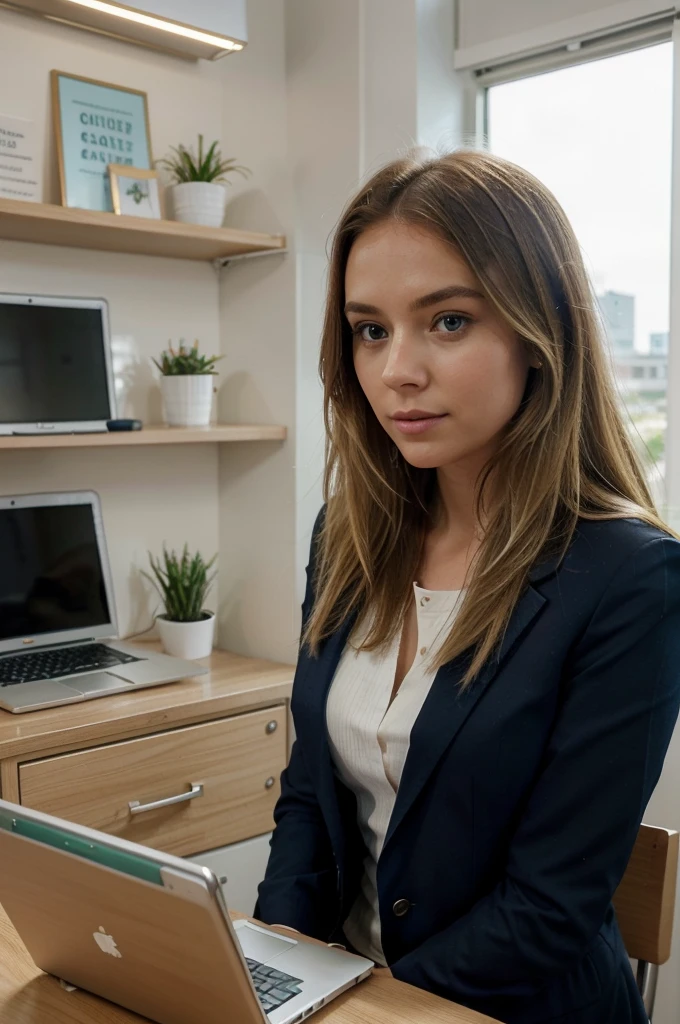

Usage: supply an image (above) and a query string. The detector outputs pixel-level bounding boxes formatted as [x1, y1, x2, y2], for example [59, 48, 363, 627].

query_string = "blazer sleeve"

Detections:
[254, 507, 340, 939]
[391, 534, 680, 1002]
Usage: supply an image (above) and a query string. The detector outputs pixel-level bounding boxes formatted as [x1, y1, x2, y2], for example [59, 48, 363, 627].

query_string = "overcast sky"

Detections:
[488, 43, 673, 352]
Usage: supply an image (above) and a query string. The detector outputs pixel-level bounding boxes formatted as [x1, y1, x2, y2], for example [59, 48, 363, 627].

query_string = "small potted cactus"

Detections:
[143, 544, 217, 660]
[153, 339, 222, 428]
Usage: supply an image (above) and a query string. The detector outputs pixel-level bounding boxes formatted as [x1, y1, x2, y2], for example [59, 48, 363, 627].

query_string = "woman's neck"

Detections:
[419, 462, 495, 590]
[433, 462, 489, 541]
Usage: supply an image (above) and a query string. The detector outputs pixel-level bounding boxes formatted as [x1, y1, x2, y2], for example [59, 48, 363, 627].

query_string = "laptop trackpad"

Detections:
[75, 673, 134, 695]
[235, 922, 297, 964]
[107, 660, 178, 685]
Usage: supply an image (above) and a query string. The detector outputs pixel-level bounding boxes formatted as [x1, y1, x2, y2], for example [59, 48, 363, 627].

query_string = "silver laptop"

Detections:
[0, 292, 116, 436]
[0, 490, 208, 713]
[0, 799, 373, 1024]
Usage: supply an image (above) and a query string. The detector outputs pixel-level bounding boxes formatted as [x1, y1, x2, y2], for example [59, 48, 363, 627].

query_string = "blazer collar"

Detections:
[528, 554, 560, 584]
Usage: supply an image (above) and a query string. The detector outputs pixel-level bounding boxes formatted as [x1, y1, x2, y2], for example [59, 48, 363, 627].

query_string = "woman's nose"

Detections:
[381, 332, 428, 390]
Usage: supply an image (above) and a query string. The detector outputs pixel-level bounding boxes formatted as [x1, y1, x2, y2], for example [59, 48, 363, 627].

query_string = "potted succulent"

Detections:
[153, 339, 222, 428]
[156, 133, 252, 227]
[144, 545, 217, 660]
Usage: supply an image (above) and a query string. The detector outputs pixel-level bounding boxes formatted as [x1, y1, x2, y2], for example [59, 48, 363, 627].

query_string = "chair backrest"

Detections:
[614, 824, 679, 965]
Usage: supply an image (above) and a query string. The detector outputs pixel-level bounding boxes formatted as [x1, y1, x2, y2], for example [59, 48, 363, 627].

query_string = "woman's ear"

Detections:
[521, 338, 543, 370]
[525, 345, 543, 370]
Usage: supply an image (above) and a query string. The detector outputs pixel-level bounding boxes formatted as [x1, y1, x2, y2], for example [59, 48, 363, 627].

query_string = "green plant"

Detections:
[156, 133, 252, 185]
[143, 545, 217, 623]
[153, 339, 222, 376]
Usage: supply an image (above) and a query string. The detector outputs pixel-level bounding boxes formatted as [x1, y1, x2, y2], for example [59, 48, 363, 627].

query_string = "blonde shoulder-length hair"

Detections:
[303, 147, 672, 688]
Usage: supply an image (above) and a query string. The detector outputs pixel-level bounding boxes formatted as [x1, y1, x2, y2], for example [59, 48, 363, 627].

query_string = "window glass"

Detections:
[487, 44, 673, 506]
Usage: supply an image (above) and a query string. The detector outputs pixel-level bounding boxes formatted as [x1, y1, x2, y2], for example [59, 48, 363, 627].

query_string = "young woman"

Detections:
[255, 149, 680, 1024]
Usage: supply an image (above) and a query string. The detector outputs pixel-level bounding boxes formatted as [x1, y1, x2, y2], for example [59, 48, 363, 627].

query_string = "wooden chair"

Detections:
[613, 824, 679, 1020]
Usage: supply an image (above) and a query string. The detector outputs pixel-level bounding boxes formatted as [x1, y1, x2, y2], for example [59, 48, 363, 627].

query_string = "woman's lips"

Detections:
[392, 414, 448, 435]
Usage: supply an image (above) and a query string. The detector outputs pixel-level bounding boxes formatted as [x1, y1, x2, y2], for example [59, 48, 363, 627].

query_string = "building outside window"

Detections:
[486, 43, 672, 507]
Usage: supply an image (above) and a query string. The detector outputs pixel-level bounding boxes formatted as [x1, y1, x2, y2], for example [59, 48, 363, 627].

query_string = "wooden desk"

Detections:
[0, 903, 499, 1024]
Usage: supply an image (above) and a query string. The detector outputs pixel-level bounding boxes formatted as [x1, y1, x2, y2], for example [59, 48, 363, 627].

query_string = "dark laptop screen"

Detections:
[0, 302, 111, 423]
[0, 504, 111, 640]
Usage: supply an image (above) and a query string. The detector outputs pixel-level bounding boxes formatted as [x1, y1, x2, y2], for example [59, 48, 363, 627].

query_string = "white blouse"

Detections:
[326, 582, 464, 965]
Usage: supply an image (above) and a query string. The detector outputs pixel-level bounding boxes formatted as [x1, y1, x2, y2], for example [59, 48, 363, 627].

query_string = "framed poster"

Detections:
[51, 70, 153, 212]
[109, 165, 162, 219]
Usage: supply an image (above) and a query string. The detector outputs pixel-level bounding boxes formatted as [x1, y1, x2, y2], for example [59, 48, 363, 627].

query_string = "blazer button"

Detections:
[392, 898, 411, 918]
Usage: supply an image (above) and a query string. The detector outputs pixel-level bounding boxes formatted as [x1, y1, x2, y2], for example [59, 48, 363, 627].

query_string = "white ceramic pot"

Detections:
[161, 374, 214, 427]
[157, 612, 215, 660]
[171, 182, 227, 227]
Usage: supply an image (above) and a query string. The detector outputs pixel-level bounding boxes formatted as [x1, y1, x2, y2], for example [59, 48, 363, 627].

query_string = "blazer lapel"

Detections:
[382, 583, 547, 853]
[294, 611, 358, 854]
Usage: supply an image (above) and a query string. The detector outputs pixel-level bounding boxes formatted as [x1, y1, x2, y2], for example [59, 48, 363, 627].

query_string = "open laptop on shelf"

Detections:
[0, 799, 373, 1024]
[0, 491, 207, 714]
[0, 292, 117, 435]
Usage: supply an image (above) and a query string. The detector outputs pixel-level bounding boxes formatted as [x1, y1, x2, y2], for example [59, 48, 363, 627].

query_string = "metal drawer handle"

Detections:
[128, 783, 204, 816]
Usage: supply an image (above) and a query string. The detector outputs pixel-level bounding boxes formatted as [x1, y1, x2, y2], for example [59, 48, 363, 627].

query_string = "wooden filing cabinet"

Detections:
[0, 646, 294, 912]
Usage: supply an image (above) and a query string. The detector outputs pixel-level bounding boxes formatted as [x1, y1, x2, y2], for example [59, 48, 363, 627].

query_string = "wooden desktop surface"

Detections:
[0, 904, 500, 1024]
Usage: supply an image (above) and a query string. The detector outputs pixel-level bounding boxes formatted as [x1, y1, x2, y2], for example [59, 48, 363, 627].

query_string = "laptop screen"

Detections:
[0, 503, 111, 641]
[0, 301, 111, 423]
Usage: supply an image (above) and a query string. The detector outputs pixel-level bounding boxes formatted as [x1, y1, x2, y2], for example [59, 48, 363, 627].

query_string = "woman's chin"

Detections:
[396, 443, 452, 470]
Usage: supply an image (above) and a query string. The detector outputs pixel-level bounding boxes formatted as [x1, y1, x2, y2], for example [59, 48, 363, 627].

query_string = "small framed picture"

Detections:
[108, 165, 162, 219]
[51, 70, 153, 212]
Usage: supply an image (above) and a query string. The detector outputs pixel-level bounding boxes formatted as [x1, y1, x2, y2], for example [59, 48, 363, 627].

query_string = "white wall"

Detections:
[285, 0, 363, 651]
[215, 0, 297, 664]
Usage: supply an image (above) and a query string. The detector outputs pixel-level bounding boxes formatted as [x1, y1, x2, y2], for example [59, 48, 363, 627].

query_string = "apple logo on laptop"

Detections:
[93, 926, 122, 958]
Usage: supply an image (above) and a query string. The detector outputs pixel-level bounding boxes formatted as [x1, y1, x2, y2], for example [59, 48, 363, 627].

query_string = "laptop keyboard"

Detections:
[0, 643, 140, 686]
[246, 958, 304, 1015]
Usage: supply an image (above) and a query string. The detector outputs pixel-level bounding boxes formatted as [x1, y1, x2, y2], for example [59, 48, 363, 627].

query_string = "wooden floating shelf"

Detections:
[0, 425, 287, 450]
[0, 198, 286, 262]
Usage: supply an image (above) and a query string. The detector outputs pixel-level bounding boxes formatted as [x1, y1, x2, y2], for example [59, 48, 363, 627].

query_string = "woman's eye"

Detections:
[435, 314, 469, 334]
[353, 323, 387, 343]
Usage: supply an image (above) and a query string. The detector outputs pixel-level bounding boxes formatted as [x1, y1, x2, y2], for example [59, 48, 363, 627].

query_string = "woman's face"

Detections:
[346, 220, 536, 473]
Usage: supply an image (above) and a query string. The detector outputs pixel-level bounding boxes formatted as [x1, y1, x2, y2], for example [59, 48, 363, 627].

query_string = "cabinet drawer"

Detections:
[18, 707, 286, 857]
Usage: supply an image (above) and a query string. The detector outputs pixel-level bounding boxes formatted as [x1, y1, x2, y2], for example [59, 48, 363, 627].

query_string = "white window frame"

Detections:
[473, 14, 680, 519]
[454, 0, 675, 71]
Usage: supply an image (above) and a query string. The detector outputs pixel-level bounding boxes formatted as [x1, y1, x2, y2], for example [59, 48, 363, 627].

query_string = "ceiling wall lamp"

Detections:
[1, 0, 248, 60]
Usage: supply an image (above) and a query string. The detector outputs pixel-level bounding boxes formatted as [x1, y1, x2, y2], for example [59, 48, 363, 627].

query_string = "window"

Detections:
[487, 44, 673, 508]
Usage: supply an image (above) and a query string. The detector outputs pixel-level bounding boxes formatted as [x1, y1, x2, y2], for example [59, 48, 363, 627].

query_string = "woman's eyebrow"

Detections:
[344, 285, 485, 316]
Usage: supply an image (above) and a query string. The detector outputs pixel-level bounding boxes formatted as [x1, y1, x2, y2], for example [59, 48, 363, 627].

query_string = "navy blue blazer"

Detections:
[256, 512, 680, 1024]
